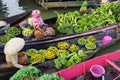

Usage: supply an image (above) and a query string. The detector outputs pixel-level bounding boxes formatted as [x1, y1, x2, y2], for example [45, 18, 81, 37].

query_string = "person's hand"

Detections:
[23, 66, 27, 68]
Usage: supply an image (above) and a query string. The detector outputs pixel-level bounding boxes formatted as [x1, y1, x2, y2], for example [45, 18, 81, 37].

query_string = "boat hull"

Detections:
[0, 28, 120, 80]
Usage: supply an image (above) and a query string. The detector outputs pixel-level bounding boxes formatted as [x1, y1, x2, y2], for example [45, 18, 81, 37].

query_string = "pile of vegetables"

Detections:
[55, 2, 120, 35]
[85, 42, 96, 50]
[78, 38, 86, 44]
[47, 46, 58, 53]
[27, 49, 38, 56]
[10, 66, 41, 80]
[87, 36, 96, 43]
[44, 51, 56, 59]
[36, 74, 64, 80]
[56, 49, 69, 57]
[26, 49, 45, 63]
[5, 27, 21, 36]
[69, 44, 80, 52]
[10, 66, 64, 80]
[77, 36, 97, 50]
[30, 54, 45, 63]
[39, 48, 56, 59]
[22, 27, 33, 37]
[26, 41, 80, 64]
[57, 42, 69, 49]
[54, 50, 87, 69]
[0, 35, 14, 43]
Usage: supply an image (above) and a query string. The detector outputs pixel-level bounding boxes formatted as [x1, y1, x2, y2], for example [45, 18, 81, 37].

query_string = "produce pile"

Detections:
[5, 27, 21, 36]
[26, 49, 45, 63]
[26, 42, 81, 64]
[55, 2, 120, 35]
[0, 27, 21, 43]
[26, 40, 90, 69]
[10, 66, 64, 80]
[0, 35, 14, 43]
[54, 50, 87, 69]
[22, 27, 33, 38]
[78, 36, 97, 50]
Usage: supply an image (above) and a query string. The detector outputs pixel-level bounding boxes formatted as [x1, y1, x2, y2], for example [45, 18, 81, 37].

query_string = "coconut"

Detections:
[0, 21, 7, 27]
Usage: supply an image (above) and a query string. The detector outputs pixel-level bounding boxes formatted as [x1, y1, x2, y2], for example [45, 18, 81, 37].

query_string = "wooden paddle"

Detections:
[0, 8, 2, 12]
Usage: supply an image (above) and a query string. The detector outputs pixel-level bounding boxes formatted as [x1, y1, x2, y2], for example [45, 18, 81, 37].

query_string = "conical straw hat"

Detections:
[4, 37, 25, 56]
[0, 21, 7, 27]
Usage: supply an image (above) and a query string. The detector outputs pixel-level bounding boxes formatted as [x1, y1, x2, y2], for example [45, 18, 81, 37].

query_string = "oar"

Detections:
[91, 3, 100, 8]
[28, 60, 41, 66]
[0, 24, 10, 34]
[0, 8, 2, 12]
[0, 6, 7, 12]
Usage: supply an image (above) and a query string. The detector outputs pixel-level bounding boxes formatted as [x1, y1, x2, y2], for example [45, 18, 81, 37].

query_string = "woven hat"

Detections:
[4, 37, 25, 56]
[0, 21, 7, 27]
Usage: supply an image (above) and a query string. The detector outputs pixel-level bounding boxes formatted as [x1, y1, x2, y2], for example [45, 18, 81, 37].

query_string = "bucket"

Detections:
[77, 42, 85, 47]
[90, 65, 105, 78]
[101, 36, 112, 45]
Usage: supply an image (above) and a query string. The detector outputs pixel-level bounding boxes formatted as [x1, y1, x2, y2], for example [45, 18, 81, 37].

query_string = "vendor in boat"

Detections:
[4, 37, 28, 68]
[32, 9, 47, 31]
[28, 10, 55, 39]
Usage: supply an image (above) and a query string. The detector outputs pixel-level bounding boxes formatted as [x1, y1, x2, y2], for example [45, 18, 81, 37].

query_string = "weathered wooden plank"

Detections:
[41, 1, 98, 10]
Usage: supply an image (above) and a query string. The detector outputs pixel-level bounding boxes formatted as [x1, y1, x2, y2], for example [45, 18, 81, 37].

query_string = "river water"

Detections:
[0, 0, 79, 19]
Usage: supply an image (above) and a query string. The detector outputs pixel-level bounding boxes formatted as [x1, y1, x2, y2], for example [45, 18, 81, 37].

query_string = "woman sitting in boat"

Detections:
[4, 37, 29, 68]
[28, 10, 55, 39]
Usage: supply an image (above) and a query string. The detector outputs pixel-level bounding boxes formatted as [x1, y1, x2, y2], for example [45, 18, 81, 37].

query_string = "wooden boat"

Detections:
[0, 28, 120, 80]
[0, 10, 32, 32]
[0, 23, 118, 54]
[0, 2, 119, 54]
[0, 3, 101, 53]
[57, 50, 120, 80]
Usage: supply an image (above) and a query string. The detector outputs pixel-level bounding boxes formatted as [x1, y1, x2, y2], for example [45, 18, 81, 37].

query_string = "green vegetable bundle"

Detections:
[5, 27, 21, 36]
[10, 66, 41, 80]
[10, 66, 64, 80]
[55, 2, 120, 35]
[54, 50, 87, 69]
[0, 35, 14, 44]
[36, 73, 64, 80]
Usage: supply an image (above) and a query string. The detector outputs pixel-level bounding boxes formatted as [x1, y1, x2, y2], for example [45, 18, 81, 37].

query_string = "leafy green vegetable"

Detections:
[10, 66, 64, 80]
[0, 35, 14, 44]
[55, 2, 120, 36]
[36, 73, 64, 80]
[10, 66, 41, 80]
[54, 50, 87, 69]
[5, 27, 21, 36]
